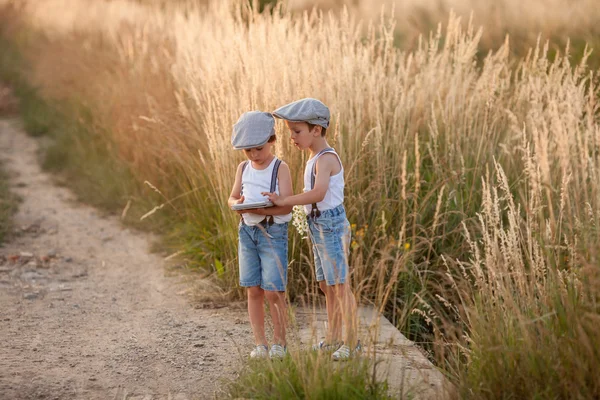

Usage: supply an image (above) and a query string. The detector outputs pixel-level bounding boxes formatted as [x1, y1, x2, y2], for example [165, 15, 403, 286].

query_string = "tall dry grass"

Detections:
[287, 0, 600, 64]
[1, 0, 599, 396]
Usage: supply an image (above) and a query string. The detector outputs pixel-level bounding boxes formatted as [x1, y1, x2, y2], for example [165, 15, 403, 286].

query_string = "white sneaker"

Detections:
[269, 344, 287, 359]
[332, 341, 362, 361]
[311, 341, 342, 352]
[250, 344, 268, 359]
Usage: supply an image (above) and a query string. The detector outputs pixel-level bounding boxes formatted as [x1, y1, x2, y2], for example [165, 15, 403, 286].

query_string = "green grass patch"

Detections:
[0, 161, 20, 245]
[226, 351, 390, 399]
[459, 283, 600, 399]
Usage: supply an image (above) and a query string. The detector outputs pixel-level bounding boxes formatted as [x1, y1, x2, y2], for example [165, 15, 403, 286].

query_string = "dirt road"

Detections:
[0, 119, 252, 400]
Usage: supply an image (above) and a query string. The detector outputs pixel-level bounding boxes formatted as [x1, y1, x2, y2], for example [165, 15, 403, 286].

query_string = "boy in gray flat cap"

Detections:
[263, 98, 360, 361]
[228, 111, 294, 359]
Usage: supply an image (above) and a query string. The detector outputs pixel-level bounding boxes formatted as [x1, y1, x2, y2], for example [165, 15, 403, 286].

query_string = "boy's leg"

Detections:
[256, 222, 289, 347]
[319, 280, 342, 344]
[310, 211, 357, 350]
[265, 290, 286, 346]
[334, 282, 358, 347]
[329, 282, 359, 360]
[311, 233, 340, 345]
[239, 224, 266, 347]
[247, 286, 268, 346]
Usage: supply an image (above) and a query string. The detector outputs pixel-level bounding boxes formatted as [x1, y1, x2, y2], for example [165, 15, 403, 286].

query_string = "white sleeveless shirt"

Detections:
[241, 157, 292, 226]
[303, 148, 344, 214]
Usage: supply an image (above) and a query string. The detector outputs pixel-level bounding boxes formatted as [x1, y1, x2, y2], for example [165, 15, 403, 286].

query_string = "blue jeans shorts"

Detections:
[307, 204, 351, 286]
[238, 221, 288, 292]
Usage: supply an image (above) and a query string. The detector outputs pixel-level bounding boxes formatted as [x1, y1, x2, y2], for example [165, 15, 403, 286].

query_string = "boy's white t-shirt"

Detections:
[303, 149, 344, 214]
[241, 157, 292, 226]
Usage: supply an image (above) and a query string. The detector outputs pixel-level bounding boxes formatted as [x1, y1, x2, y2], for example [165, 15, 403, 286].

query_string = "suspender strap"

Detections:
[240, 161, 249, 197]
[270, 159, 282, 193]
[265, 159, 281, 226]
[310, 148, 335, 218]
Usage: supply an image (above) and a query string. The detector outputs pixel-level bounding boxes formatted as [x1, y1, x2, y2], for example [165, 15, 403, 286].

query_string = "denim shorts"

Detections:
[238, 221, 288, 292]
[307, 204, 351, 286]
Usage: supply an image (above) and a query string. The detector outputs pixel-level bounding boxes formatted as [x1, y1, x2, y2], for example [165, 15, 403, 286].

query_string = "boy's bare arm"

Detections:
[227, 162, 245, 208]
[262, 155, 336, 207]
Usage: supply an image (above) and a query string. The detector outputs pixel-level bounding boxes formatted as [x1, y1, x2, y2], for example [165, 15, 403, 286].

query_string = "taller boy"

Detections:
[263, 98, 359, 360]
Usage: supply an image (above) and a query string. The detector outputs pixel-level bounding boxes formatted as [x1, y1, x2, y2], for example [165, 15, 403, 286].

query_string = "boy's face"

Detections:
[243, 141, 273, 164]
[286, 121, 320, 150]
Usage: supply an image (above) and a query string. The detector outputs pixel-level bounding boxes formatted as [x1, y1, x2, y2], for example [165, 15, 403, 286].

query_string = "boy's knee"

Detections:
[319, 281, 328, 294]
[264, 290, 282, 303]
[247, 286, 264, 300]
[336, 282, 347, 294]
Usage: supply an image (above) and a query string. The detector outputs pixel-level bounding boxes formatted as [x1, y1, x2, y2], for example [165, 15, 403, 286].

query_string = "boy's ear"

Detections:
[312, 125, 322, 136]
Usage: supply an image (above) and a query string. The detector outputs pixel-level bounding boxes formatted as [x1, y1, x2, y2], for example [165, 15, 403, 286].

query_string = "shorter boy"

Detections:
[263, 98, 359, 360]
[228, 111, 294, 359]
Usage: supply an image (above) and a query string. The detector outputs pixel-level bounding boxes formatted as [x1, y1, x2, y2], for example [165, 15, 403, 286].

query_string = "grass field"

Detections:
[1, 0, 599, 397]
[0, 160, 19, 245]
[0, 84, 20, 245]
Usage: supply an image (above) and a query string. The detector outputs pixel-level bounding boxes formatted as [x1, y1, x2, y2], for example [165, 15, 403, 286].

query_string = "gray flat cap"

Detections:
[231, 111, 275, 150]
[272, 98, 330, 128]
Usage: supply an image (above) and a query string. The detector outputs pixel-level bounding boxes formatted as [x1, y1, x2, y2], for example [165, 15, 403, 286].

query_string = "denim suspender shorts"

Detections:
[238, 220, 289, 292]
[307, 204, 351, 286]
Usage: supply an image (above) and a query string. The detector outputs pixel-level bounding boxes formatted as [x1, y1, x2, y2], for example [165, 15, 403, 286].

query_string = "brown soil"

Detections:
[0, 119, 254, 400]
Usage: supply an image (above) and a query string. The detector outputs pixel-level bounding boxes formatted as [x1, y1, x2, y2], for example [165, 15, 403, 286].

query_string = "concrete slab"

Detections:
[295, 305, 454, 399]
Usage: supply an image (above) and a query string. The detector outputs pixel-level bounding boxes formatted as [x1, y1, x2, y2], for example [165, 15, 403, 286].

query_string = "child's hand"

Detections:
[262, 192, 285, 206]
[234, 196, 247, 215]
